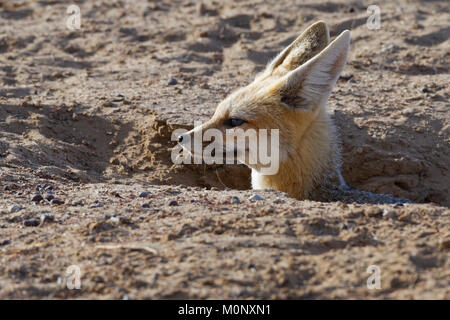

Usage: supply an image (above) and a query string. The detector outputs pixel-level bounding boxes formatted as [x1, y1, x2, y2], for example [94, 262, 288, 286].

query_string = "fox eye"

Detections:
[225, 118, 245, 127]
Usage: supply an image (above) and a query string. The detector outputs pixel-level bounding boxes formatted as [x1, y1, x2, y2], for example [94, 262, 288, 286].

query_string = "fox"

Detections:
[178, 21, 410, 204]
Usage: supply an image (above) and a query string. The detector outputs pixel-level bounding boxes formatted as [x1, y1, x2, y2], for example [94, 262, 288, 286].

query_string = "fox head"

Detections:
[178, 21, 350, 199]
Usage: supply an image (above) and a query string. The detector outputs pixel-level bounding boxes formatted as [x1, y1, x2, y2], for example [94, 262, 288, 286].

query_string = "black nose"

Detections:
[178, 135, 183, 143]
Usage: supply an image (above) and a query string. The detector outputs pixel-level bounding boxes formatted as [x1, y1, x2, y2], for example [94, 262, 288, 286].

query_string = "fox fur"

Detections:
[179, 21, 410, 204]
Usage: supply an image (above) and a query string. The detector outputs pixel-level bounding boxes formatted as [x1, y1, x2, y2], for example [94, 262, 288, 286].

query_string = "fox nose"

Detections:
[178, 135, 184, 143]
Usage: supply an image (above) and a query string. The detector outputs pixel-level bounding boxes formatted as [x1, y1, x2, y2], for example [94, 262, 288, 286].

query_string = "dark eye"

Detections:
[225, 118, 245, 127]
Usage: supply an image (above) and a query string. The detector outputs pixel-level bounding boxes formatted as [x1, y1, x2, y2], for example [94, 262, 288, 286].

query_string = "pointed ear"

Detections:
[278, 30, 350, 109]
[266, 21, 330, 76]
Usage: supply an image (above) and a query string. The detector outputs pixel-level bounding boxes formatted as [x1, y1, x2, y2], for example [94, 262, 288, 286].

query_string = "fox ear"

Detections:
[266, 21, 330, 76]
[277, 30, 350, 109]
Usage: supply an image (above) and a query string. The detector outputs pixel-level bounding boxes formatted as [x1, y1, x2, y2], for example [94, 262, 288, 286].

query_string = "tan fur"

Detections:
[179, 21, 351, 200]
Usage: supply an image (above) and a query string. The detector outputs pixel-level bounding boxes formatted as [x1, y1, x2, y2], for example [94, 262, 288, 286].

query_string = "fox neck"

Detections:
[251, 108, 340, 199]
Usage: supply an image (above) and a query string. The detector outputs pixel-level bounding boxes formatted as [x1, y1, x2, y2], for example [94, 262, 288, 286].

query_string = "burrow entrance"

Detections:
[0, 102, 447, 206]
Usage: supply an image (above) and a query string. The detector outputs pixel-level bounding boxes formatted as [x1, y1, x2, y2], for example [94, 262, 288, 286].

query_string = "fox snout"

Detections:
[177, 122, 223, 160]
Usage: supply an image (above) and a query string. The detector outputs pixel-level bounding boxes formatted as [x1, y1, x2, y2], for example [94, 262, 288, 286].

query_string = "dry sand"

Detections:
[0, 0, 449, 299]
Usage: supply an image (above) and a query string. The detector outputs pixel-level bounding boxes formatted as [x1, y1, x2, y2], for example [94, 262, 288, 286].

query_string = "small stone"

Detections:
[88, 221, 114, 234]
[24, 219, 40, 227]
[383, 208, 397, 219]
[9, 204, 22, 213]
[161, 233, 178, 241]
[119, 217, 132, 225]
[45, 194, 55, 202]
[110, 216, 120, 223]
[420, 85, 430, 93]
[231, 196, 241, 204]
[139, 191, 150, 198]
[364, 207, 383, 218]
[40, 214, 55, 224]
[0, 240, 11, 246]
[50, 199, 64, 205]
[168, 200, 178, 206]
[89, 202, 103, 208]
[438, 236, 450, 249]
[113, 93, 125, 102]
[397, 213, 410, 222]
[339, 74, 353, 81]
[249, 194, 263, 201]
[141, 203, 150, 208]
[167, 77, 177, 85]
[381, 44, 398, 52]
[8, 215, 22, 223]
[31, 194, 43, 202]
[112, 192, 122, 198]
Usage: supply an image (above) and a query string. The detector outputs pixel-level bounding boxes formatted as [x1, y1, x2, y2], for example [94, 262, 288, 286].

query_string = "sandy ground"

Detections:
[0, 0, 449, 299]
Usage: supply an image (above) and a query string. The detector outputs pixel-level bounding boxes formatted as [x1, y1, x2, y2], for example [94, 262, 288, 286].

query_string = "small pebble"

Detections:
[141, 203, 150, 208]
[110, 216, 120, 223]
[231, 196, 241, 204]
[139, 191, 150, 198]
[31, 194, 43, 202]
[167, 77, 177, 85]
[9, 204, 22, 213]
[0, 240, 11, 246]
[249, 194, 263, 201]
[168, 200, 178, 206]
[40, 214, 55, 224]
[24, 219, 40, 227]
[162, 232, 178, 241]
[50, 199, 64, 205]
[383, 208, 397, 219]
[119, 217, 131, 224]
[420, 85, 430, 93]
[339, 74, 353, 81]
[45, 194, 55, 201]
[365, 207, 383, 218]
[439, 237, 450, 249]
[381, 44, 398, 52]
[113, 93, 125, 102]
